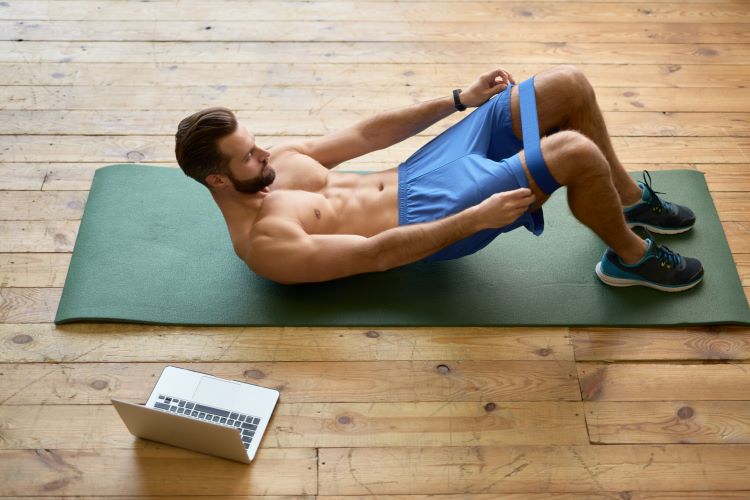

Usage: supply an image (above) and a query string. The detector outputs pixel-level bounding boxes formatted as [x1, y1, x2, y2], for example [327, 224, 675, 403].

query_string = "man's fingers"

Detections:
[511, 187, 533, 197]
[490, 68, 517, 86]
[511, 188, 536, 205]
[487, 68, 509, 86]
[495, 188, 535, 207]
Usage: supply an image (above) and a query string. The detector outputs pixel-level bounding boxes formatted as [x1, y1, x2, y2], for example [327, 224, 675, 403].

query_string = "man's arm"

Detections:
[246, 187, 534, 284]
[286, 68, 516, 168]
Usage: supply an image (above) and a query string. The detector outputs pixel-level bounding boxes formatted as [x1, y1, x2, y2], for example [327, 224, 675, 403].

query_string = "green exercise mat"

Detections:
[55, 164, 750, 326]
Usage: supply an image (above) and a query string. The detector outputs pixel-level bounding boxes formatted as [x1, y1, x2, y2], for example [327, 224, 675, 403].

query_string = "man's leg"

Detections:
[517, 130, 648, 264]
[509, 65, 643, 207]
[497, 66, 702, 289]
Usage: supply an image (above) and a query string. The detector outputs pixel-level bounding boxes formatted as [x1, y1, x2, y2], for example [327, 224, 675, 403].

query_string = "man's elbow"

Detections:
[242, 258, 300, 285]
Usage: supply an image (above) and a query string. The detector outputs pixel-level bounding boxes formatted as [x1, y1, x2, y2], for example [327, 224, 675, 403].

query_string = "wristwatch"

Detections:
[452, 89, 467, 111]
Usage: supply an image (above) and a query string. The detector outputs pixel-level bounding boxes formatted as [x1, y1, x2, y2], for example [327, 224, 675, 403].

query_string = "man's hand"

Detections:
[474, 188, 536, 230]
[460, 68, 517, 108]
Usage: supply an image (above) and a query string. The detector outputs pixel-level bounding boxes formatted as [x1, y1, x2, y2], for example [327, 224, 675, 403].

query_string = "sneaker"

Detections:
[595, 236, 704, 292]
[624, 171, 696, 234]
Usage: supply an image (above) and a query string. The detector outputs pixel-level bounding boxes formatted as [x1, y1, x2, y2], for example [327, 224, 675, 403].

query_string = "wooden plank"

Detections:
[585, 401, 750, 444]
[0, 497, 312, 500]
[0, 323, 572, 362]
[0, 191, 87, 220]
[2, 63, 749, 87]
[724, 222, 750, 254]
[2, 282, 748, 327]
[0, 288, 61, 323]
[0, 162, 47, 190]
[4, 1, 749, 23]
[713, 192, 750, 221]
[317, 445, 750, 494]
[0, 448, 316, 496]
[1, 248, 747, 324]
[0, 495, 741, 500]
[578, 362, 750, 401]
[571, 326, 750, 361]
[0, 361, 581, 405]
[0, 254, 70, 287]
[3, 188, 749, 223]
[738, 254, 750, 285]
[1, 250, 743, 289]
[2, 135, 749, 164]
[3, 85, 750, 112]
[701, 164, 750, 191]
[318, 494, 750, 500]
[3, 41, 748, 65]
[5, 21, 750, 44]
[1, 497, 311, 500]
[0, 401, 587, 449]
[5, 110, 750, 137]
[0, 221, 78, 252]
[6, 163, 746, 193]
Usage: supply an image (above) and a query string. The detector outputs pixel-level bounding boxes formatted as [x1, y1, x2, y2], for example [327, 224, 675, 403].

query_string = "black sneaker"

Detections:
[624, 171, 696, 234]
[595, 236, 704, 292]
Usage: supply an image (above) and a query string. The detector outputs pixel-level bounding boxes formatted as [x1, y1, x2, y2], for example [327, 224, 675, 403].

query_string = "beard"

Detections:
[227, 163, 276, 194]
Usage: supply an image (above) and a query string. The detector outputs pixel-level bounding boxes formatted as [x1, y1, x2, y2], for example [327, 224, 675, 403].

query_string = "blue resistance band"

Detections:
[518, 77, 561, 196]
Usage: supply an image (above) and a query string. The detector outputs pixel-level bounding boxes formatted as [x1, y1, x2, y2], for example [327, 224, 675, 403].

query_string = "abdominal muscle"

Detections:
[315, 170, 400, 236]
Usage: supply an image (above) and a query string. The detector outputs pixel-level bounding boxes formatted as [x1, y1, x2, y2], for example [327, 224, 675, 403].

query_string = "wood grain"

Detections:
[0, 361, 581, 405]
[2, 0, 749, 496]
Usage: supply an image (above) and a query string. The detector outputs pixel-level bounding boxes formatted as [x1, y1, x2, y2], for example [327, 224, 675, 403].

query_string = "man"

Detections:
[175, 65, 703, 291]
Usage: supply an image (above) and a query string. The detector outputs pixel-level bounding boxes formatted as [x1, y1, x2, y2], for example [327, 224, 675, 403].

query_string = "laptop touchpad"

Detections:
[193, 376, 240, 408]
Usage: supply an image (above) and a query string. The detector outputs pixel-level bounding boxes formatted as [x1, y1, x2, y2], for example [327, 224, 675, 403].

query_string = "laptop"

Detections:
[112, 366, 279, 463]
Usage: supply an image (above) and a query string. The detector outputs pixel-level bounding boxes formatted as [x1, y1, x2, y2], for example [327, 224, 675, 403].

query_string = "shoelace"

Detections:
[655, 243, 682, 268]
[641, 170, 674, 214]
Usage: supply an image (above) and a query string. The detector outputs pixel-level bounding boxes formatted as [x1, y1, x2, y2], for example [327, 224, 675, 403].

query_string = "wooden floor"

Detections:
[2, 0, 750, 497]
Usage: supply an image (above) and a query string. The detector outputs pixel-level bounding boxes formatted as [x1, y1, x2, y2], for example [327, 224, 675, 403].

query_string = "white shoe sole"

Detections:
[595, 262, 703, 292]
[627, 222, 694, 235]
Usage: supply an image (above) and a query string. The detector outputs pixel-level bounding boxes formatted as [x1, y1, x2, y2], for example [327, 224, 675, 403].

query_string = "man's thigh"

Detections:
[507, 66, 586, 211]
[514, 132, 575, 214]
[508, 66, 580, 143]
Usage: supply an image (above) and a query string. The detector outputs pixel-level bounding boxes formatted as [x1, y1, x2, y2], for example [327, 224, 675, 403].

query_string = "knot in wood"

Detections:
[90, 379, 108, 390]
[243, 369, 265, 379]
[677, 406, 694, 419]
[126, 151, 145, 162]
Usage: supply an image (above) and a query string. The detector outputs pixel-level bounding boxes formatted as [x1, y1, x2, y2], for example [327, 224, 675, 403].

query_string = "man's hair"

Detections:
[175, 107, 238, 189]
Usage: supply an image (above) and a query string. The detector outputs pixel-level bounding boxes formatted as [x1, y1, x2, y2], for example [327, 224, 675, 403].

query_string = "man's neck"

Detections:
[211, 187, 269, 225]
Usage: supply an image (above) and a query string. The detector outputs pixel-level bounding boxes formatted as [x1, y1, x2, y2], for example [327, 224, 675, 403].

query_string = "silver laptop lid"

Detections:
[111, 399, 251, 464]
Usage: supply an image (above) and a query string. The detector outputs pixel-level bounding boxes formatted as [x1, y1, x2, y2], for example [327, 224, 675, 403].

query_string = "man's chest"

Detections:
[268, 148, 329, 191]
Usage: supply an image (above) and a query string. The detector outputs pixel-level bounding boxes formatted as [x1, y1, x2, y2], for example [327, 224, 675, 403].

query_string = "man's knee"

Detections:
[547, 65, 596, 108]
[544, 130, 608, 182]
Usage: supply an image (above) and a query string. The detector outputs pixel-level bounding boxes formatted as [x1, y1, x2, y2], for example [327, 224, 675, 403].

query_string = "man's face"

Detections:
[216, 125, 276, 194]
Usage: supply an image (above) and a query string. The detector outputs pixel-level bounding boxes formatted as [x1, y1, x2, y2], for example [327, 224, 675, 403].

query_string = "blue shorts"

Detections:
[397, 77, 561, 263]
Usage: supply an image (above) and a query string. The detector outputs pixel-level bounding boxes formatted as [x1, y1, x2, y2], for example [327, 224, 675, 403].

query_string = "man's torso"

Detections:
[228, 146, 400, 259]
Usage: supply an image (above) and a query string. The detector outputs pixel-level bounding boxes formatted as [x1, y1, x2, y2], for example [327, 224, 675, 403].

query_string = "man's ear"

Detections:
[205, 173, 225, 189]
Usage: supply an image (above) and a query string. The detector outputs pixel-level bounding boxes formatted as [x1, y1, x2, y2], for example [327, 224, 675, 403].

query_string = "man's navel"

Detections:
[314, 209, 321, 219]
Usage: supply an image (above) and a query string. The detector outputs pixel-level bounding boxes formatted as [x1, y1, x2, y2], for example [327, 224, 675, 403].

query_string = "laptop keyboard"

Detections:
[154, 394, 261, 450]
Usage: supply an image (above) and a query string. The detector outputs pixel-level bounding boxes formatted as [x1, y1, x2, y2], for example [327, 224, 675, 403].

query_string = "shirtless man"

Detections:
[175, 65, 703, 291]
